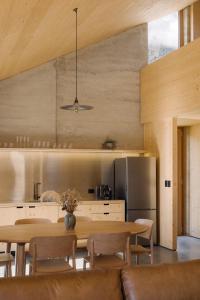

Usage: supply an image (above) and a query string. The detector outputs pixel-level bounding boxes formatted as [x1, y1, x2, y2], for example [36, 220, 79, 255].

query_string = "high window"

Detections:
[148, 12, 178, 63]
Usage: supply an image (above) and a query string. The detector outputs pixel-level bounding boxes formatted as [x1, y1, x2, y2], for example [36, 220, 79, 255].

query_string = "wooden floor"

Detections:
[0, 236, 199, 277]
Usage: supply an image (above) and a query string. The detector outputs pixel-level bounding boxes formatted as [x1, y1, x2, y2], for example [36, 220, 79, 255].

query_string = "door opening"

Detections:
[177, 127, 187, 236]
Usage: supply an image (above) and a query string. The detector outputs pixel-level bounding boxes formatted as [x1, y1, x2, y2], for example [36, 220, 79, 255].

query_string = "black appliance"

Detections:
[95, 185, 112, 200]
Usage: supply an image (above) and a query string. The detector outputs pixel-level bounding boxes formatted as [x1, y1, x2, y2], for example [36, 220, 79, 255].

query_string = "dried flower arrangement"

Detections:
[58, 188, 81, 213]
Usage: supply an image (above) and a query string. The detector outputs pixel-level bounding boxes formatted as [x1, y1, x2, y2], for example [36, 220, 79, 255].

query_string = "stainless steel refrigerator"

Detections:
[114, 157, 157, 243]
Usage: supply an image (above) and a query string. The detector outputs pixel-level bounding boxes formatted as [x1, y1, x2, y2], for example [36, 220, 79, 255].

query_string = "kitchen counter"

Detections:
[0, 199, 125, 207]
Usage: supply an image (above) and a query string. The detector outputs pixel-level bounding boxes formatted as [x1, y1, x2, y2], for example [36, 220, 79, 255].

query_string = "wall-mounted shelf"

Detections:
[0, 147, 151, 155]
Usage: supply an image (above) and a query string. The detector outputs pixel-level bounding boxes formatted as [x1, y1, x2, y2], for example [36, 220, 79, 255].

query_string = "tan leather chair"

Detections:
[57, 215, 92, 248]
[0, 253, 14, 277]
[130, 219, 154, 264]
[83, 231, 131, 270]
[29, 235, 77, 275]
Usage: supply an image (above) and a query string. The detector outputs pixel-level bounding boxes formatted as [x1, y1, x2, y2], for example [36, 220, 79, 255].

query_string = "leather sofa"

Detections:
[0, 260, 199, 300]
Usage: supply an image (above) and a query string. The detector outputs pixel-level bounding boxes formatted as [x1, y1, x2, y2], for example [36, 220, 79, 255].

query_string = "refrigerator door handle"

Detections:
[125, 183, 128, 197]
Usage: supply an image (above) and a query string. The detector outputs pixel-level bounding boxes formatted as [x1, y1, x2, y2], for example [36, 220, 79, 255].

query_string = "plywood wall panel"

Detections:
[141, 37, 200, 123]
[187, 124, 200, 237]
[0, 0, 194, 80]
[144, 119, 177, 249]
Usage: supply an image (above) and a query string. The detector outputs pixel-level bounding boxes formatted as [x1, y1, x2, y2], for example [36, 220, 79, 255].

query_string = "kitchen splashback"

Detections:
[0, 150, 140, 203]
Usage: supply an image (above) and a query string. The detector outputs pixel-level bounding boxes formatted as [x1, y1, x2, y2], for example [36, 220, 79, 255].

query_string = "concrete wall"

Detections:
[0, 25, 147, 149]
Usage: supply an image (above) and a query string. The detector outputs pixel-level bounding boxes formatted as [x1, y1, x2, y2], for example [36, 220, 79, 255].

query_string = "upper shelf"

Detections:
[0, 148, 150, 155]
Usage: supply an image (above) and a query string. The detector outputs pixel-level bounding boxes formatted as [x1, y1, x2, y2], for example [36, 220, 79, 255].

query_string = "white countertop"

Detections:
[0, 200, 125, 207]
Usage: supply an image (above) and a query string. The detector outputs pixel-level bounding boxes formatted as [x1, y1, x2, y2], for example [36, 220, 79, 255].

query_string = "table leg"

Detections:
[15, 243, 25, 276]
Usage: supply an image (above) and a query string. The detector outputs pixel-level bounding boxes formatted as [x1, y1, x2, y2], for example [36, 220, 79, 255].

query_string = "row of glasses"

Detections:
[0, 136, 73, 149]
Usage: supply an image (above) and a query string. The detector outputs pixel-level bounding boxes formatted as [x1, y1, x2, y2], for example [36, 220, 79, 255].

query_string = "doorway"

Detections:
[177, 127, 187, 236]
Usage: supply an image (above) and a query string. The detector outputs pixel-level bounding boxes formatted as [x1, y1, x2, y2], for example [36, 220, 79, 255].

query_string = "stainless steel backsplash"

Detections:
[0, 151, 124, 203]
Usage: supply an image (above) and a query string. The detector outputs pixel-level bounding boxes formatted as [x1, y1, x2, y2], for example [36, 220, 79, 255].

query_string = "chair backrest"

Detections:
[57, 216, 91, 223]
[77, 216, 91, 222]
[135, 219, 153, 240]
[87, 232, 130, 257]
[29, 235, 77, 260]
[57, 217, 64, 223]
[15, 218, 52, 225]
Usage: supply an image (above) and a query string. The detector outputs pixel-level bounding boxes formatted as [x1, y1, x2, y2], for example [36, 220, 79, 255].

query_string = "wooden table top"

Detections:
[0, 221, 148, 243]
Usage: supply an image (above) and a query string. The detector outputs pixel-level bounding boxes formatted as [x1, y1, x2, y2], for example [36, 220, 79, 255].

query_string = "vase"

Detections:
[64, 212, 76, 230]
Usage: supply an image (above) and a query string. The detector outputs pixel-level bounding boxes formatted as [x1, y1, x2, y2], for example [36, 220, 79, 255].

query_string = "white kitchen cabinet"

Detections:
[0, 203, 58, 251]
[37, 205, 58, 222]
[0, 200, 125, 252]
[25, 204, 58, 222]
[87, 201, 125, 221]
[58, 200, 125, 221]
[90, 213, 123, 221]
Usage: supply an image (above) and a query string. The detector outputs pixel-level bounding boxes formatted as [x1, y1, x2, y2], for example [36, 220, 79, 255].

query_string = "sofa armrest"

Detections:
[122, 260, 200, 300]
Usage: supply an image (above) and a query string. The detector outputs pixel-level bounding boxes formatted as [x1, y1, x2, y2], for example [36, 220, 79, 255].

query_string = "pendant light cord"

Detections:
[60, 8, 93, 111]
[74, 8, 78, 101]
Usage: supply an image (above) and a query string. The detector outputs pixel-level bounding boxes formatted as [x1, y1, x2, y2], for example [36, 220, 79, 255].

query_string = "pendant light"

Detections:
[60, 8, 93, 112]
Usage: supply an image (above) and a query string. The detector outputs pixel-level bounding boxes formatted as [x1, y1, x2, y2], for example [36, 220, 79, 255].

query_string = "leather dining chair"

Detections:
[130, 219, 154, 264]
[57, 216, 92, 249]
[29, 235, 77, 275]
[83, 231, 131, 270]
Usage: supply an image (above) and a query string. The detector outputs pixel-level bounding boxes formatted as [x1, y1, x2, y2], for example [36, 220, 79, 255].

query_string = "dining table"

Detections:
[0, 220, 148, 276]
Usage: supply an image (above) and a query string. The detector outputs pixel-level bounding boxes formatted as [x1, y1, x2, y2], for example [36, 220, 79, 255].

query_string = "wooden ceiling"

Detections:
[0, 0, 195, 80]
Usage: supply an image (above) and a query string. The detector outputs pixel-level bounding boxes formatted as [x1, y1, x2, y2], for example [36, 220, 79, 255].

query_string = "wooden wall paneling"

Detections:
[141, 3, 200, 250]
[187, 124, 200, 237]
[184, 127, 191, 235]
[190, 0, 200, 41]
[179, 10, 184, 47]
[177, 127, 184, 235]
[0, 0, 195, 80]
[144, 119, 177, 250]
[141, 37, 200, 124]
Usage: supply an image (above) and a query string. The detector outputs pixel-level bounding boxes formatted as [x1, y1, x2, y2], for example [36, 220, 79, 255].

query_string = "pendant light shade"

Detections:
[60, 8, 93, 112]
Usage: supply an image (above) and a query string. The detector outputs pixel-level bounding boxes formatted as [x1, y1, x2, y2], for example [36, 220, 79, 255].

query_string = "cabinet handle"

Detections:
[104, 203, 109, 206]
[104, 212, 109, 215]
[16, 206, 23, 209]
[29, 206, 35, 208]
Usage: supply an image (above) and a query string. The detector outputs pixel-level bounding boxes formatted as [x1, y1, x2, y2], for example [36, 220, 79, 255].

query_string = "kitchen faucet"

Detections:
[33, 182, 41, 201]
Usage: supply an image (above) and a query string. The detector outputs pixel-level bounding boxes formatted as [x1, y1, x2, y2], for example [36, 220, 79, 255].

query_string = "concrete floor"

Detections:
[132, 236, 200, 265]
[0, 236, 200, 277]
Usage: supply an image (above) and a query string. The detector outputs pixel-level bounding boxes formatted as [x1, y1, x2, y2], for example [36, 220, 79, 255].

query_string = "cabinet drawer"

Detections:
[76, 205, 92, 213]
[91, 213, 124, 221]
[90, 203, 123, 213]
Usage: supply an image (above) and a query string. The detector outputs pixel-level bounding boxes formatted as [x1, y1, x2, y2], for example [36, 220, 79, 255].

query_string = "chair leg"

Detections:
[29, 264, 32, 275]
[5, 261, 12, 277]
[83, 259, 87, 270]
[7, 261, 12, 277]
[135, 254, 139, 265]
[150, 236, 154, 264]
[4, 265, 7, 277]
[150, 254, 153, 264]
[6, 242, 11, 254]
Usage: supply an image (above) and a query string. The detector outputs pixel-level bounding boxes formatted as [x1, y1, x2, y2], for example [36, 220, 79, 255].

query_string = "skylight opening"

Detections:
[148, 12, 178, 63]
